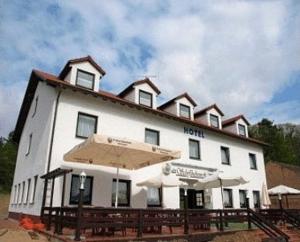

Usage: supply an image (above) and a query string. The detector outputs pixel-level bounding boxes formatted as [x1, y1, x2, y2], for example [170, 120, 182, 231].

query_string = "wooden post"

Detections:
[184, 189, 189, 235]
[137, 209, 143, 238]
[58, 173, 66, 234]
[41, 178, 48, 221]
[246, 197, 252, 229]
[219, 210, 224, 231]
[47, 178, 55, 231]
[75, 188, 84, 241]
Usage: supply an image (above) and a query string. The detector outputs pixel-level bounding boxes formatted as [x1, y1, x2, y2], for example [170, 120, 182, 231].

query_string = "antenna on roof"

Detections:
[134, 75, 157, 80]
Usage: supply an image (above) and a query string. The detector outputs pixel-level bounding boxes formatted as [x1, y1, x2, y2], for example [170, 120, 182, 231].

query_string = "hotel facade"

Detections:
[9, 56, 267, 218]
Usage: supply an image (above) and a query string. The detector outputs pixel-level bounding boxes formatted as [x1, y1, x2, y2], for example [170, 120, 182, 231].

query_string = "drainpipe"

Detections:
[47, 89, 62, 172]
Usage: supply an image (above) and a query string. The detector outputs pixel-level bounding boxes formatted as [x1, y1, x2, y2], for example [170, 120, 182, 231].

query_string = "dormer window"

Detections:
[179, 104, 191, 119]
[76, 69, 95, 90]
[139, 90, 152, 108]
[210, 114, 219, 128]
[238, 124, 246, 136]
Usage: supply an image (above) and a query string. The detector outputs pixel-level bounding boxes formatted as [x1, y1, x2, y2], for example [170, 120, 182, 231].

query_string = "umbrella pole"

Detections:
[115, 167, 119, 208]
[220, 179, 224, 209]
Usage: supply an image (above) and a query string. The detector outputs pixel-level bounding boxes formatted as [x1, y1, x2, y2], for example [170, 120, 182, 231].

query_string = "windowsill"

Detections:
[189, 157, 201, 161]
[75, 84, 94, 91]
[221, 163, 231, 166]
[250, 168, 258, 170]
[75, 135, 89, 139]
[139, 103, 153, 109]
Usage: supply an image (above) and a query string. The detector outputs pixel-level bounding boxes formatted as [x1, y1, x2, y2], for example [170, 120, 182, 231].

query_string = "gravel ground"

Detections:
[211, 231, 261, 242]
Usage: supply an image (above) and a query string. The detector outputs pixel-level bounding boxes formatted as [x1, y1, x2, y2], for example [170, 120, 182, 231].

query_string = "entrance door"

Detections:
[180, 188, 205, 209]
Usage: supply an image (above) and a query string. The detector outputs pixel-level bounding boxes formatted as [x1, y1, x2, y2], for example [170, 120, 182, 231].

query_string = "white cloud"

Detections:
[0, 0, 300, 137]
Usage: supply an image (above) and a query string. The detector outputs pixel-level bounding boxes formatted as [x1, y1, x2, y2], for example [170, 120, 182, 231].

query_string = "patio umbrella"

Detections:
[268, 185, 300, 195]
[261, 182, 271, 208]
[64, 134, 181, 207]
[194, 173, 248, 209]
[136, 173, 185, 188]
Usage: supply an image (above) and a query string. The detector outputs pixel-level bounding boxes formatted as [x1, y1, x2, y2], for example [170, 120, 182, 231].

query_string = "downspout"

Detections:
[46, 89, 62, 172]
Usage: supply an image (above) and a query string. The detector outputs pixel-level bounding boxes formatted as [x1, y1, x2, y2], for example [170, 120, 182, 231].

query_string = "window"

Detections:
[189, 139, 200, 160]
[139, 90, 152, 108]
[13, 185, 17, 204]
[147, 187, 162, 207]
[223, 189, 233, 208]
[26, 134, 32, 156]
[76, 113, 98, 138]
[249, 153, 257, 170]
[195, 191, 204, 208]
[25, 178, 31, 204]
[70, 174, 93, 205]
[253, 191, 260, 208]
[112, 179, 131, 207]
[30, 175, 38, 204]
[210, 114, 219, 128]
[221, 146, 230, 165]
[17, 183, 21, 204]
[239, 190, 247, 208]
[145, 128, 159, 146]
[179, 104, 191, 119]
[76, 69, 95, 90]
[238, 124, 246, 136]
[21, 181, 25, 204]
[32, 96, 38, 118]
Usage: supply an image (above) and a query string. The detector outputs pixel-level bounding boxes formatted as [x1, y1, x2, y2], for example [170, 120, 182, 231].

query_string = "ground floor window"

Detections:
[223, 189, 233, 208]
[179, 188, 205, 209]
[147, 187, 162, 207]
[253, 191, 260, 208]
[112, 179, 131, 207]
[70, 174, 93, 205]
[239, 190, 247, 208]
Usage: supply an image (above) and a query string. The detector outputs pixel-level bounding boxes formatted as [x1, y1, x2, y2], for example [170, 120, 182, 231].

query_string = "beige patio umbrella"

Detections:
[136, 173, 186, 188]
[262, 182, 271, 208]
[64, 134, 181, 207]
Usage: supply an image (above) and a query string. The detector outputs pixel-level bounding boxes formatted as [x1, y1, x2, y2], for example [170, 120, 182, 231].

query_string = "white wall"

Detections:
[47, 89, 267, 210]
[9, 82, 58, 216]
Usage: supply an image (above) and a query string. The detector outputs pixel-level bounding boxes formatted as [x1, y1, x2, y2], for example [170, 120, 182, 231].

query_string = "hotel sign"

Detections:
[184, 127, 205, 138]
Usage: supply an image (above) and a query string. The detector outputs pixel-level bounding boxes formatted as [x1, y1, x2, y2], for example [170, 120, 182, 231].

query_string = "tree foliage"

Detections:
[249, 118, 300, 165]
[0, 131, 17, 193]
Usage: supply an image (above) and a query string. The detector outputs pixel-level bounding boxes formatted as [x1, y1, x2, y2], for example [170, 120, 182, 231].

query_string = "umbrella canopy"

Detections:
[136, 174, 185, 188]
[262, 182, 271, 207]
[194, 173, 248, 190]
[268, 185, 300, 195]
[64, 134, 181, 169]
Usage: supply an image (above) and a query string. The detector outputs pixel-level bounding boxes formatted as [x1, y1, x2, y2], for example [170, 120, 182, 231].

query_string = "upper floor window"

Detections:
[76, 112, 98, 139]
[223, 189, 233, 208]
[238, 124, 246, 136]
[26, 134, 32, 156]
[147, 187, 162, 207]
[32, 96, 38, 118]
[189, 139, 200, 160]
[30, 175, 38, 204]
[112, 179, 131, 207]
[221, 146, 230, 165]
[249, 153, 257, 170]
[239, 190, 247, 208]
[145, 128, 159, 146]
[76, 69, 95, 90]
[70, 174, 93, 205]
[25, 178, 31, 204]
[179, 104, 191, 119]
[210, 114, 219, 128]
[253, 191, 260, 208]
[139, 90, 152, 108]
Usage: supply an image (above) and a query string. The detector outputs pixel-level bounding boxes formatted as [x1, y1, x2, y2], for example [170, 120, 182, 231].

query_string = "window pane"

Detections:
[239, 190, 247, 208]
[189, 139, 200, 159]
[253, 191, 260, 208]
[112, 180, 130, 206]
[147, 187, 161, 206]
[70, 175, 93, 205]
[223, 189, 233, 208]
[210, 114, 219, 128]
[139, 91, 152, 107]
[76, 70, 94, 89]
[77, 114, 97, 138]
[238, 124, 246, 136]
[145, 129, 159, 145]
[221, 147, 230, 164]
[180, 104, 190, 119]
[249, 154, 257, 169]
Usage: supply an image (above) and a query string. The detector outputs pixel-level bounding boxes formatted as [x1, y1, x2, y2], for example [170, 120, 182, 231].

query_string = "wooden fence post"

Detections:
[137, 209, 143, 238]
[219, 210, 224, 231]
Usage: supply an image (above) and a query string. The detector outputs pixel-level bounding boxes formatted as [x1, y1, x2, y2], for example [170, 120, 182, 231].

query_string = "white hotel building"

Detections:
[9, 56, 267, 218]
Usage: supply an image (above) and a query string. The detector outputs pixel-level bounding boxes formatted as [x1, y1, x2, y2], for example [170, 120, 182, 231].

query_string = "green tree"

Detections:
[0, 131, 18, 193]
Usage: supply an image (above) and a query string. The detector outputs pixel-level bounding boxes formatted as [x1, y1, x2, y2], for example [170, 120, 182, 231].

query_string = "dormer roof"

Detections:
[158, 92, 197, 110]
[58, 55, 106, 79]
[222, 114, 250, 126]
[118, 77, 161, 97]
[194, 103, 224, 117]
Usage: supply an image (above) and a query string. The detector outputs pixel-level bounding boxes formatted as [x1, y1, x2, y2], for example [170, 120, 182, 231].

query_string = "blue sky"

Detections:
[0, 0, 300, 137]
